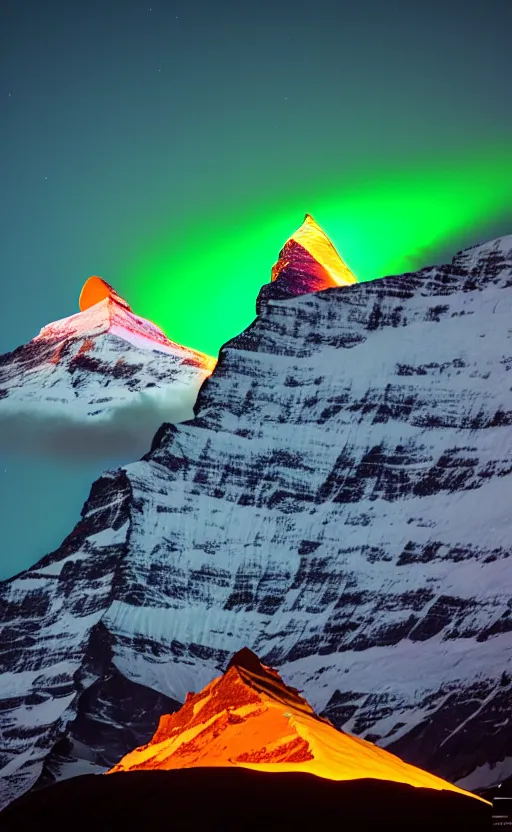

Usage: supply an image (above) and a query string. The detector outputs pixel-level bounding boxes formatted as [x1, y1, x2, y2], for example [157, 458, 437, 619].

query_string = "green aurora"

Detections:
[125, 146, 512, 358]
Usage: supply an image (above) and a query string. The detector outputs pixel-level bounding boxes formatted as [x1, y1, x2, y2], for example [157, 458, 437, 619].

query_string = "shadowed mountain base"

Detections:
[1, 768, 490, 832]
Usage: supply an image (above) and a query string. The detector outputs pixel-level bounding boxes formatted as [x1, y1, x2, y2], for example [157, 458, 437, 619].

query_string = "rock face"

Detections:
[0, 275, 216, 455]
[267, 212, 357, 299]
[107, 646, 481, 805]
[1, 225, 512, 808]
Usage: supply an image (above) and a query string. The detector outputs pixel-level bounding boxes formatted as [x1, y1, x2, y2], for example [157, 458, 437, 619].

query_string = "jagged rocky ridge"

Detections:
[1, 225, 512, 808]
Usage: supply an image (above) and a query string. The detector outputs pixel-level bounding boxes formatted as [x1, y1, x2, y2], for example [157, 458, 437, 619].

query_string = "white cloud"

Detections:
[0, 383, 200, 460]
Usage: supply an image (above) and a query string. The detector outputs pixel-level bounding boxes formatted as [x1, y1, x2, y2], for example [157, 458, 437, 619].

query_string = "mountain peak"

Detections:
[33, 275, 216, 368]
[270, 213, 357, 295]
[79, 275, 131, 312]
[226, 646, 266, 674]
[0, 272, 216, 439]
[107, 649, 484, 806]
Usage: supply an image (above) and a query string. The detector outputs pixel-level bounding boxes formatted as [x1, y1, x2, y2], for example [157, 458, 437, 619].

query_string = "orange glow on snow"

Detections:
[107, 648, 487, 805]
[79, 276, 131, 312]
[79, 276, 114, 311]
[272, 214, 357, 288]
[73, 275, 217, 370]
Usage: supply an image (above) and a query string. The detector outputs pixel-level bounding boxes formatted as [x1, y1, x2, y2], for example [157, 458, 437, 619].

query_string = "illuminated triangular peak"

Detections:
[79, 275, 131, 312]
[275, 214, 357, 287]
[107, 647, 488, 806]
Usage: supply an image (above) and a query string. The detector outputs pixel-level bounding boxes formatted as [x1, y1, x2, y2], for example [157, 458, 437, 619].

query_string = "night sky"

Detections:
[1, 0, 511, 578]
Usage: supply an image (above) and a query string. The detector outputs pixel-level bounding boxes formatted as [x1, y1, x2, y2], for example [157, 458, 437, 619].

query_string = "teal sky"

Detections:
[0, 0, 511, 578]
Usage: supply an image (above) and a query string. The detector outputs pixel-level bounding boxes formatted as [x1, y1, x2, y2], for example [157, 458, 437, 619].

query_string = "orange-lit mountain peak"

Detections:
[291, 214, 357, 286]
[33, 274, 217, 370]
[79, 276, 131, 312]
[107, 649, 487, 806]
[270, 214, 357, 295]
[226, 648, 318, 721]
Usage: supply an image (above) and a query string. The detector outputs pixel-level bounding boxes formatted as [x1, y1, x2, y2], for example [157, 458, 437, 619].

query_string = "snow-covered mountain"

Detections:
[1, 218, 511, 808]
[0, 275, 216, 455]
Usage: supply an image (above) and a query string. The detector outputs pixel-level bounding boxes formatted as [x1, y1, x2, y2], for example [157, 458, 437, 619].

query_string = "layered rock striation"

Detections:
[1, 223, 512, 807]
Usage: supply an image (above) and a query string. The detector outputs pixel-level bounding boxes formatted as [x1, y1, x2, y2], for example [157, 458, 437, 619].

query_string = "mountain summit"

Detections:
[78, 276, 131, 313]
[35, 275, 215, 362]
[268, 213, 357, 298]
[107, 647, 482, 804]
[0, 276, 216, 453]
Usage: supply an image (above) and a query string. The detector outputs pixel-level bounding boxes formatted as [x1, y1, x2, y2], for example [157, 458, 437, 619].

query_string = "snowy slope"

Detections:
[1, 230, 512, 807]
[0, 277, 215, 450]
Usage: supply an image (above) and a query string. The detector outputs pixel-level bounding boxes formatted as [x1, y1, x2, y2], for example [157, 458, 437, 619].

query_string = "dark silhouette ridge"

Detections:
[226, 646, 264, 674]
[1, 768, 490, 832]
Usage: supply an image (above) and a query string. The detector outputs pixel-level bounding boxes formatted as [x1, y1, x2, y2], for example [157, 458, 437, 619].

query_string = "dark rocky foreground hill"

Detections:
[1, 769, 491, 832]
